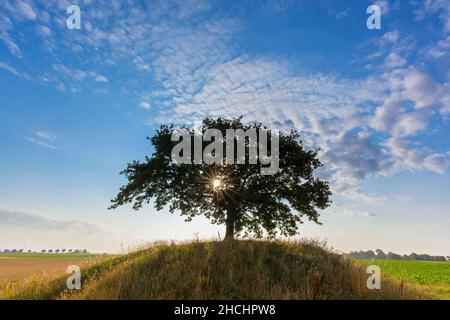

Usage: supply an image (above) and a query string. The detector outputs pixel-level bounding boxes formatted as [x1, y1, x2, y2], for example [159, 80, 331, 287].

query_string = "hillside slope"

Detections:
[0, 240, 425, 300]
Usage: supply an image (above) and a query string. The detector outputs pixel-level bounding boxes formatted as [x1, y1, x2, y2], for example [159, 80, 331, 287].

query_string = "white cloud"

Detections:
[94, 74, 108, 83]
[382, 30, 399, 43]
[177, 0, 211, 18]
[0, 207, 133, 253]
[35, 130, 57, 142]
[371, 96, 433, 138]
[325, 202, 377, 218]
[140, 101, 151, 110]
[374, 67, 448, 129]
[15, 1, 37, 20]
[26, 131, 58, 149]
[427, 35, 450, 58]
[393, 109, 432, 137]
[386, 137, 450, 174]
[401, 68, 441, 108]
[141, 30, 448, 200]
[0, 35, 21, 57]
[0, 61, 31, 80]
[26, 138, 57, 149]
[51, 65, 109, 90]
[0, 0, 448, 204]
[416, 0, 450, 33]
[0, 16, 22, 57]
[371, 96, 405, 132]
[0, 208, 100, 233]
[384, 52, 407, 69]
[0, 61, 20, 77]
[423, 153, 450, 174]
[36, 25, 51, 37]
[375, 0, 390, 15]
[323, 132, 389, 182]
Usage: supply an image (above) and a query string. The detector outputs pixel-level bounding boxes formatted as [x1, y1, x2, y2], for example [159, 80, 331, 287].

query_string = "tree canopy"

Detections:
[110, 117, 331, 239]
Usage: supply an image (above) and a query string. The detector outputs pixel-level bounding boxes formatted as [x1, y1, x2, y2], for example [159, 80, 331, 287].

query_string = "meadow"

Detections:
[357, 259, 450, 300]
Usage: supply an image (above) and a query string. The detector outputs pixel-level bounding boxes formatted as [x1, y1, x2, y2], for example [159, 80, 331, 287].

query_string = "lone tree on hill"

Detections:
[110, 117, 331, 240]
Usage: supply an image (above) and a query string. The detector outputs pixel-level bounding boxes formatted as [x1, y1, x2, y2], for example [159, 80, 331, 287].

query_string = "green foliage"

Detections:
[110, 117, 332, 239]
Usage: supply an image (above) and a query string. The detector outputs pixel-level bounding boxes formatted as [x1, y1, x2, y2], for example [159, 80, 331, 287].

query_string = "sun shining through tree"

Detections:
[110, 117, 332, 240]
[212, 178, 221, 190]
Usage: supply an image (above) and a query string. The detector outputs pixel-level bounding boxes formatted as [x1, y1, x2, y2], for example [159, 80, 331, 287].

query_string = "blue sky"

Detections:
[0, 0, 449, 254]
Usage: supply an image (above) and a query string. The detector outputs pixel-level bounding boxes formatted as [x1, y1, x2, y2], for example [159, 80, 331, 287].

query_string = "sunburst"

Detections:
[212, 178, 221, 191]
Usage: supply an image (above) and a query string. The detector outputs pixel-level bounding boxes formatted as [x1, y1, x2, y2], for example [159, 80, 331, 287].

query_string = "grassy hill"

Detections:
[0, 240, 427, 300]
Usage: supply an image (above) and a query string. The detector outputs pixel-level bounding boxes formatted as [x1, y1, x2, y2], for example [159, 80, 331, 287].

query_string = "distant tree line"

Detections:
[347, 249, 449, 262]
[1, 249, 89, 254]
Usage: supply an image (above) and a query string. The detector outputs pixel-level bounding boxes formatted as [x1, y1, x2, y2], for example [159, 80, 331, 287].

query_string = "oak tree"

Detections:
[110, 117, 331, 240]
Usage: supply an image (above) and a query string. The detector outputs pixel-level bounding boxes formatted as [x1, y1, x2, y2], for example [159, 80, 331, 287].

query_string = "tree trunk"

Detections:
[224, 206, 236, 240]
[225, 219, 234, 240]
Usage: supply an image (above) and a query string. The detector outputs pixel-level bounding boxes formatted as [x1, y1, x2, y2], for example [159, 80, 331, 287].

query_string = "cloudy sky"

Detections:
[0, 0, 449, 254]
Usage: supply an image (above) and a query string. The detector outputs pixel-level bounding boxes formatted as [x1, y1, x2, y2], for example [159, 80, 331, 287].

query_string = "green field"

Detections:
[357, 259, 450, 299]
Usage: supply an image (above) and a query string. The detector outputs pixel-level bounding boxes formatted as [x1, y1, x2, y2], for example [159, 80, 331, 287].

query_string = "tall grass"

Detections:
[0, 240, 426, 300]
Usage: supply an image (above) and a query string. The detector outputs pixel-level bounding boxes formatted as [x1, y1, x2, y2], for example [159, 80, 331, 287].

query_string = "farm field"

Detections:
[357, 259, 450, 300]
[0, 253, 108, 284]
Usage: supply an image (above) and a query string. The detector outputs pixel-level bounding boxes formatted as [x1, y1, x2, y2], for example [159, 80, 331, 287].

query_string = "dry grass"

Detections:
[0, 240, 428, 300]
